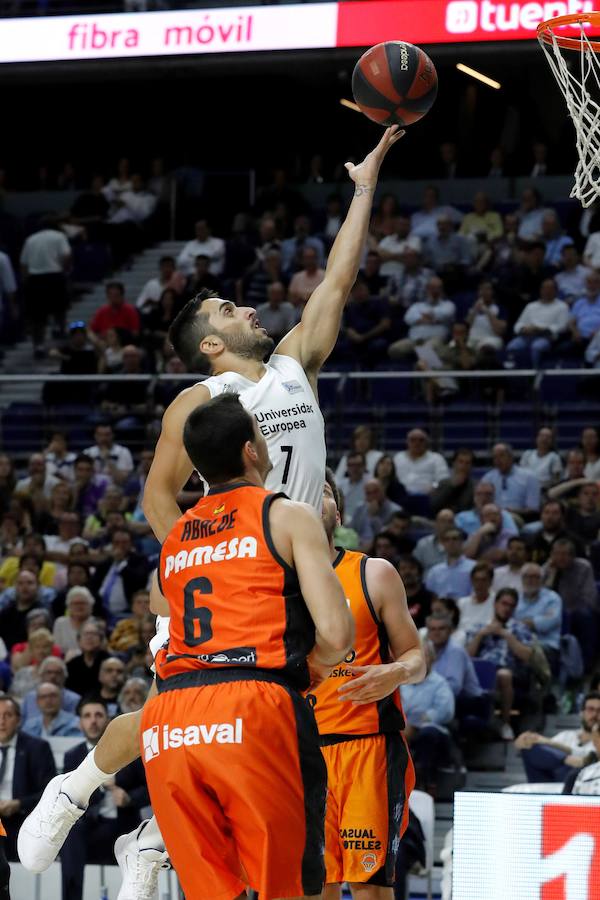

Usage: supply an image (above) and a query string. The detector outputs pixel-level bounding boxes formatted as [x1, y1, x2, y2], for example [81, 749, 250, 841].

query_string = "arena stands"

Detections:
[1, 157, 600, 898]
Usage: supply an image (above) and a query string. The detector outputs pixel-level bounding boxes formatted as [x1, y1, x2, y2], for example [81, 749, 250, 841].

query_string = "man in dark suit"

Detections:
[0, 695, 56, 861]
[61, 697, 150, 900]
[90, 528, 150, 624]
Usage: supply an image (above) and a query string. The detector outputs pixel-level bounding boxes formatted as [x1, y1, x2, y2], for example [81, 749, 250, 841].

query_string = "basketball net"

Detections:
[538, 15, 600, 207]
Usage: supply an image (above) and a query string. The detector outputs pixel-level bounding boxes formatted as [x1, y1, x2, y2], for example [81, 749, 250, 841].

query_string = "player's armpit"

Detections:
[143, 383, 209, 542]
[366, 557, 426, 685]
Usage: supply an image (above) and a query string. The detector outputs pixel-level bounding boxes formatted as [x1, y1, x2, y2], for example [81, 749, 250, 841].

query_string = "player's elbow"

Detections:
[319, 608, 355, 657]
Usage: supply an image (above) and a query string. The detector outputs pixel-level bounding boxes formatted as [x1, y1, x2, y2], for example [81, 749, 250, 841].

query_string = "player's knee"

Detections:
[348, 884, 393, 899]
[496, 668, 513, 684]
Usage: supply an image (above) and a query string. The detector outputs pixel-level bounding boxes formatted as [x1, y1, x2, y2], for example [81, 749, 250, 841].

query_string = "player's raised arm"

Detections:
[274, 500, 355, 663]
[276, 126, 404, 376]
[143, 383, 210, 542]
[339, 558, 425, 705]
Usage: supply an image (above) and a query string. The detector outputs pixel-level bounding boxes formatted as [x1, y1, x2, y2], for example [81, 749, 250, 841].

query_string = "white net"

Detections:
[538, 20, 600, 207]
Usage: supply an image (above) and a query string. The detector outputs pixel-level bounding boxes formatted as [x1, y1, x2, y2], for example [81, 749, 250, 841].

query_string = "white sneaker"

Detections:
[500, 722, 515, 741]
[17, 773, 86, 873]
[115, 822, 170, 900]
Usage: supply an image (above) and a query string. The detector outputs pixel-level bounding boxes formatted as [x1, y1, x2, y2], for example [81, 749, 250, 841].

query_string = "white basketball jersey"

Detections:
[201, 354, 326, 510]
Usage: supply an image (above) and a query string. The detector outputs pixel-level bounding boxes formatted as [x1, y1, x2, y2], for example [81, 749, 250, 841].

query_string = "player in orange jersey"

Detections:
[143, 394, 354, 900]
[309, 471, 425, 900]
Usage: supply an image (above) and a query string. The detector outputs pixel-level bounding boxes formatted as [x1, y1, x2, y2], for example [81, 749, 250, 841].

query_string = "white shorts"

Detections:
[149, 614, 170, 668]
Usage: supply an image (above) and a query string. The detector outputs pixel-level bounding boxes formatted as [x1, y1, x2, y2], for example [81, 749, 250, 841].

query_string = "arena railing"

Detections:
[1, 368, 597, 462]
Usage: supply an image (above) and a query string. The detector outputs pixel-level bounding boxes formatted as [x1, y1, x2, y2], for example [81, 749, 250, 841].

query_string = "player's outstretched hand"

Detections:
[344, 125, 405, 189]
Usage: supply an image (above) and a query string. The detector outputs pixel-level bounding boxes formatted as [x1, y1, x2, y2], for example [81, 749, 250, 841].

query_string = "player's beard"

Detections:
[221, 327, 274, 361]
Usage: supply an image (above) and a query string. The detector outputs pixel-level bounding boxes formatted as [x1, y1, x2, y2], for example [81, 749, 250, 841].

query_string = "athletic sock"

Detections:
[137, 816, 166, 853]
[61, 749, 116, 808]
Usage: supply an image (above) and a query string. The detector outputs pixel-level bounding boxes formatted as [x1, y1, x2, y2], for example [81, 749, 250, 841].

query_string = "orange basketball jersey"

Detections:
[310, 549, 404, 740]
[155, 482, 316, 692]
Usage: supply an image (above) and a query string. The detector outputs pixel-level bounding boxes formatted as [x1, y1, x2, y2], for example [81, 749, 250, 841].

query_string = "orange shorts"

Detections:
[321, 733, 414, 886]
[0, 818, 5, 838]
[141, 674, 326, 900]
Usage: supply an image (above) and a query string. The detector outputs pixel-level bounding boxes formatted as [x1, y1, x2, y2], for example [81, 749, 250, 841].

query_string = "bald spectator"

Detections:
[388, 276, 455, 359]
[515, 563, 562, 670]
[20, 657, 81, 720]
[21, 682, 82, 738]
[413, 508, 455, 572]
[543, 538, 598, 669]
[464, 504, 513, 563]
[393, 430, 449, 495]
[492, 536, 529, 594]
[176, 220, 225, 276]
[90, 282, 140, 336]
[255, 282, 296, 344]
[481, 443, 541, 518]
[349, 479, 402, 551]
[456, 480, 519, 536]
[457, 563, 495, 632]
[425, 528, 476, 599]
[506, 278, 569, 368]
[288, 246, 326, 309]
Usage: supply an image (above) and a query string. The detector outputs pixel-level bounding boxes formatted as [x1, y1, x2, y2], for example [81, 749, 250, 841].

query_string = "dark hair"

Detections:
[397, 554, 423, 576]
[590, 672, 600, 692]
[325, 467, 341, 511]
[452, 447, 474, 463]
[106, 281, 124, 295]
[542, 498, 564, 514]
[507, 536, 527, 548]
[495, 587, 518, 605]
[183, 393, 255, 484]
[346, 451, 366, 466]
[472, 561, 493, 580]
[583, 691, 600, 708]
[74, 453, 94, 468]
[168, 290, 221, 372]
[19, 554, 41, 571]
[76, 695, 109, 717]
[552, 538, 576, 556]
[0, 696, 21, 717]
[94, 422, 113, 434]
[159, 255, 175, 266]
[432, 596, 460, 629]
[373, 530, 399, 548]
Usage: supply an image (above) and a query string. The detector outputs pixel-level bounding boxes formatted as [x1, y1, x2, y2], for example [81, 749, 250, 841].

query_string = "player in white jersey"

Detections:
[18, 126, 404, 899]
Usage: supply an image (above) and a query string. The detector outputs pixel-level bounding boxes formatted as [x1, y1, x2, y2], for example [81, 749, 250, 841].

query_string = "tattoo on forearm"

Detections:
[354, 184, 373, 197]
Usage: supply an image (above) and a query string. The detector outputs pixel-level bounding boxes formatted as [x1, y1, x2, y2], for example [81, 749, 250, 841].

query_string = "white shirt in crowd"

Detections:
[404, 299, 456, 344]
[552, 729, 593, 754]
[44, 534, 88, 556]
[491, 565, 523, 595]
[393, 450, 449, 494]
[377, 234, 422, 278]
[84, 443, 134, 479]
[255, 301, 297, 338]
[45, 451, 77, 483]
[457, 592, 495, 632]
[585, 330, 600, 367]
[15, 472, 60, 499]
[177, 236, 225, 276]
[107, 191, 156, 225]
[335, 450, 383, 480]
[467, 303, 504, 350]
[513, 299, 570, 338]
[410, 205, 462, 240]
[584, 231, 600, 269]
[519, 449, 563, 487]
[0, 735, 17, 801]
[20, 229, 71, 275]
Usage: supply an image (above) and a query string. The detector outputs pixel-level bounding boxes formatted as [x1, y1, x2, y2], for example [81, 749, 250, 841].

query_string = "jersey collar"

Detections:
[332, 547, 345, 569]
[206, 480, 256, 496]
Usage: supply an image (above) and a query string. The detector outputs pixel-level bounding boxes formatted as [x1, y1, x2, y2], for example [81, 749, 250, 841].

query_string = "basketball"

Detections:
[352, 41, 438, 128]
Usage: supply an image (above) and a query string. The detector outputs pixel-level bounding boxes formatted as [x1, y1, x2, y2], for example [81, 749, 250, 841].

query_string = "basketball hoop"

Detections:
[538, 12, 600, 207]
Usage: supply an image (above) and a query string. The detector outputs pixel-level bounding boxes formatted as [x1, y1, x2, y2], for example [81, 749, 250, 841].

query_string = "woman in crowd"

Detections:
[52, 586, 96, 658]
[374, 454, 409, 506]
[581, 426, 600, 480]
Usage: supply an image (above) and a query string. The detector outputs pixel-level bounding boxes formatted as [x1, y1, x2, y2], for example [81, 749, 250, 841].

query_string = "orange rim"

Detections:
[538, 12, 600, 52]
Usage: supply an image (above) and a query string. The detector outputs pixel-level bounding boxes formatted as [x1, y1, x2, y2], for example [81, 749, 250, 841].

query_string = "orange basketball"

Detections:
[352, 41, 438, 127]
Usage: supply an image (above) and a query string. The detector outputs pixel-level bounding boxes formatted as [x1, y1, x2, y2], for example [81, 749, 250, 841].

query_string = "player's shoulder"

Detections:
[267, 496, 319, 529]
[164, 381, 210, 423]
[364, 555, 401, 586]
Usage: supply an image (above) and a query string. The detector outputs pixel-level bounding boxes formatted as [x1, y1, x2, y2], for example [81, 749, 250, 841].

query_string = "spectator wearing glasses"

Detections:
[515, 563, 562, 671]
[467, 588, 534, 741]
[481, 443, 541, 520]
[21, 682, 82, 739]
[425, 528, 475, 600]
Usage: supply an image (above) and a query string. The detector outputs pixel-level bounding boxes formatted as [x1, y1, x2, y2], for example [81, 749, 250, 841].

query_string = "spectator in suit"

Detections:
[20, 657, 81, 721]
[60, 698, 150, 900]
[22, 682, 81, 739]
[90, 528, 149, 624]
[65, 622, 109, 696]
[543, 538, 598, 670]
[0, 696, 56, 859]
